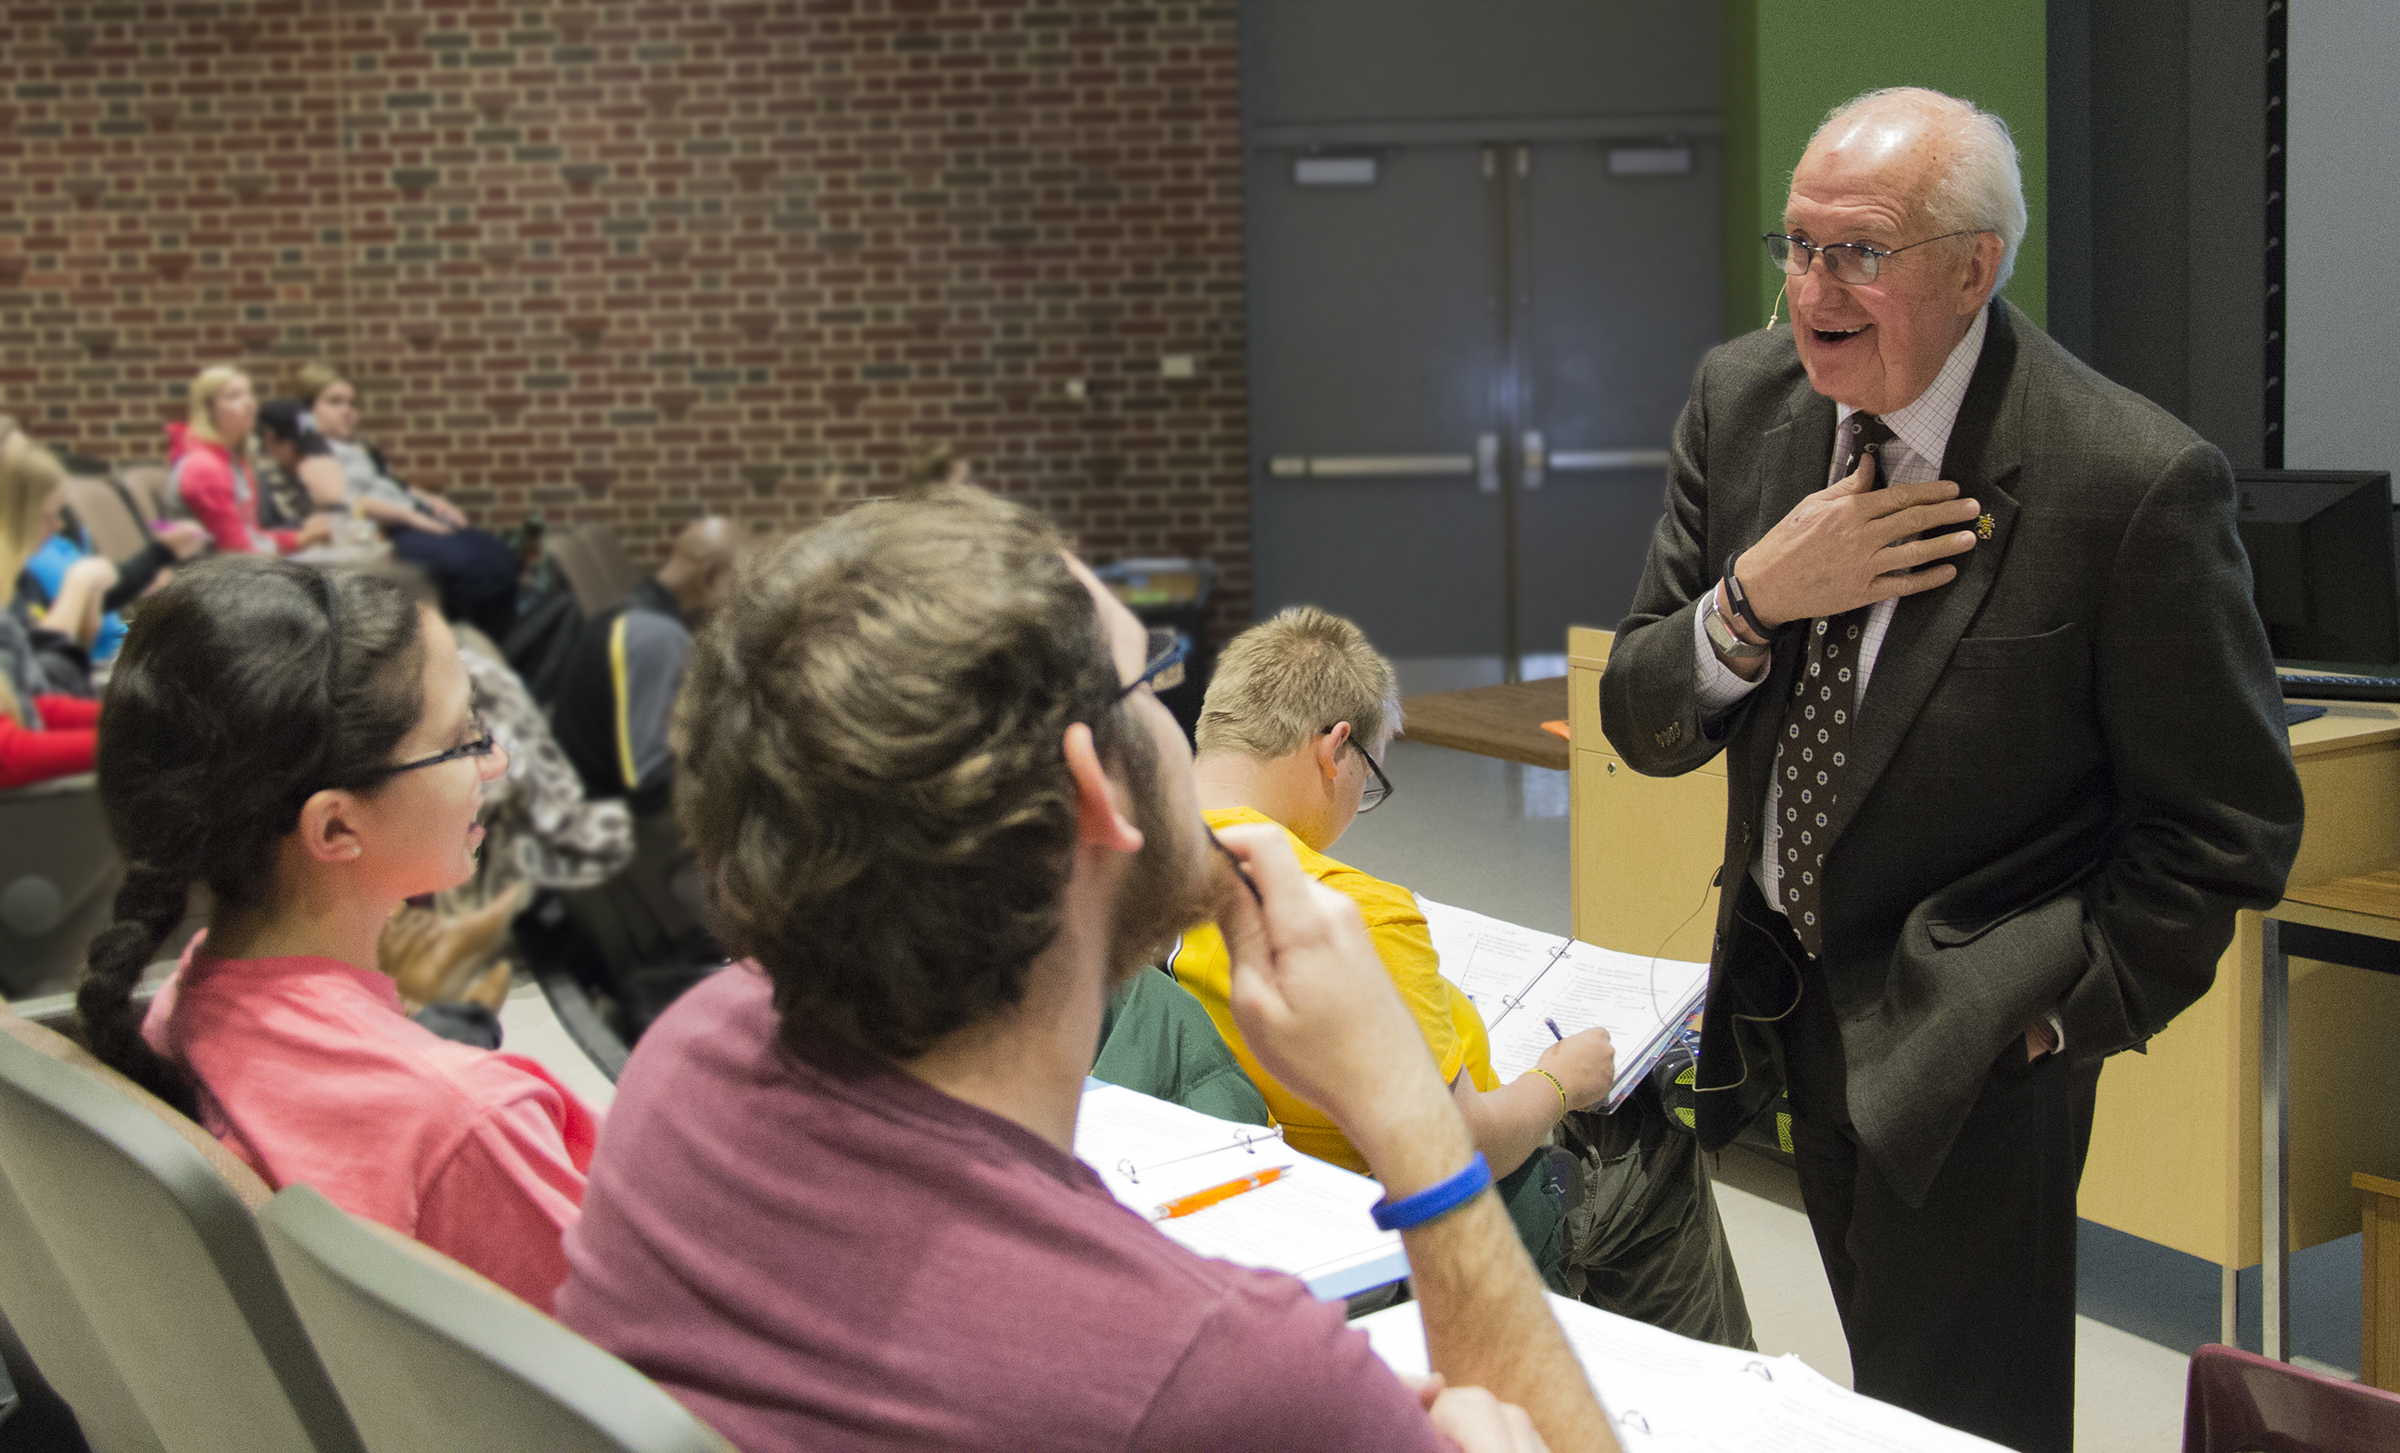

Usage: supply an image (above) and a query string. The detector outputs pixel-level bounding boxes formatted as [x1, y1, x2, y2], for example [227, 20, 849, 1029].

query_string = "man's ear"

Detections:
[1959, 232, 2004, 314]
[1062, 722, 1144, 855]
[1315, 722, 1351, 783]
[294, 789, 365, 865]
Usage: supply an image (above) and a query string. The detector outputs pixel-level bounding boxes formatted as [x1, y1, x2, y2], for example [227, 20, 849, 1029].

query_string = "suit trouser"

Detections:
[1730, 877, 2101, 1453]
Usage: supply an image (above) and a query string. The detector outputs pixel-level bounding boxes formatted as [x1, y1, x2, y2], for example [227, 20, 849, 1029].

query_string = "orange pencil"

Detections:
[1151, 1166, 1290, 1222]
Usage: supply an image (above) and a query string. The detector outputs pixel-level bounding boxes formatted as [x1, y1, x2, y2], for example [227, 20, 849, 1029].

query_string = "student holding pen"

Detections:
[1168, 608, 1618, 1186]
[1169, 606, 1753, 1347]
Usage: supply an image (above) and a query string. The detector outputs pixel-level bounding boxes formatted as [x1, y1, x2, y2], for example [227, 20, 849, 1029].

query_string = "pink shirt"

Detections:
[556, 965, 1451, 1453]
[143, 947, 599, 1310]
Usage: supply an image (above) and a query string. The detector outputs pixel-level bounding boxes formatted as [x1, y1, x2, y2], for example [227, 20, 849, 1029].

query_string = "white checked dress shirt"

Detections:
[1690, 307, 1989, 919]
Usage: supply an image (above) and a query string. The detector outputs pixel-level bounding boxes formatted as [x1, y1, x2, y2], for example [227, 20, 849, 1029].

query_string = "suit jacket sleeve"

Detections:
[2054, 440, 2304, 1055]
[1601, 350, 1739, 776]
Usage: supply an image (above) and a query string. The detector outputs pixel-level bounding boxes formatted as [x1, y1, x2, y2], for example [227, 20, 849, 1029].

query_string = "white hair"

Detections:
[1810, 87, 2027, 290]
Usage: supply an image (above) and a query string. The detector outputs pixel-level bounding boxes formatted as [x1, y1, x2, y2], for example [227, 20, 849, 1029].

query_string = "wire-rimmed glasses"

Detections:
[1762, 230, 1982, 285]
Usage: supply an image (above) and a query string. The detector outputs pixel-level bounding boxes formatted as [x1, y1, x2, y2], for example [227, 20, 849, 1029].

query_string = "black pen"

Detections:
[1546, 1017, 1564, 1041]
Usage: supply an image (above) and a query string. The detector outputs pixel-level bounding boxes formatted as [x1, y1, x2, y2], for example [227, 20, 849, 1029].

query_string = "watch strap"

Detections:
[1721, 553, 1775, 642]
[1703, 589, 1770, 661]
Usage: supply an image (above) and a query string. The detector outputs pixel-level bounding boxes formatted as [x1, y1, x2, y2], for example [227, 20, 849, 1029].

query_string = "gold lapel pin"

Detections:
[1975, 512, 1995, 540]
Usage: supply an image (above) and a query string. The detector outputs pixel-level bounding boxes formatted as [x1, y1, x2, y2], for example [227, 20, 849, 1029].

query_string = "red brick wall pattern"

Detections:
[0, 0, 1252, 634]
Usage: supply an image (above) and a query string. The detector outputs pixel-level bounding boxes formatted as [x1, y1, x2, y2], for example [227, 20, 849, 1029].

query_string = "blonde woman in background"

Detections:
[0, 428, 103, 787]
[166, 364, 333, 556]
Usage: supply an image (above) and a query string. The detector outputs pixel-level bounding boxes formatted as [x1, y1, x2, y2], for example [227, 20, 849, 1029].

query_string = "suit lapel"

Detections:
[1750, 380, 1839, 545]
[1729, 381, 1840, 809]
[1823, 303, 2026, 852]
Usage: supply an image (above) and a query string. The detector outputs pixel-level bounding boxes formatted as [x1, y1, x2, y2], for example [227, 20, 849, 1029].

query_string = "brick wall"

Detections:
[0, 0, 1252, 632]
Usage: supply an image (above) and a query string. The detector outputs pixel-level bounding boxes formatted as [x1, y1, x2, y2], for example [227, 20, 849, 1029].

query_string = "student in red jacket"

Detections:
[76, 557, 599, 1310]
[166, 365, 332, 556]
[0, 428, 102, 789]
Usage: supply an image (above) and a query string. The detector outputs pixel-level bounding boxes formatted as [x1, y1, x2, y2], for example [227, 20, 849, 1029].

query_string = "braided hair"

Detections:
[77, 556, 425, 1115]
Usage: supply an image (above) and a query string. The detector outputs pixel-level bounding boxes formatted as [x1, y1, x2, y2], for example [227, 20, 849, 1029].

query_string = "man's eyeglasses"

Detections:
[1325, 728, 1393, 813]
[1763, 230, 1982, 286]
[1118, 628, 1189, 699]
[368, 717, 497, 781]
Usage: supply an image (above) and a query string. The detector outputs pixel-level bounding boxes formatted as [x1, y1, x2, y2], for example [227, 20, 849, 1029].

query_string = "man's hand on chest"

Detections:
[1731, 447, 1986, 630]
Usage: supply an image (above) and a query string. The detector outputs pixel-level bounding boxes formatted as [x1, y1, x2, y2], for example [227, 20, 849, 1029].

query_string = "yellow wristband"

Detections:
[1527, 1067, 1570, 1120]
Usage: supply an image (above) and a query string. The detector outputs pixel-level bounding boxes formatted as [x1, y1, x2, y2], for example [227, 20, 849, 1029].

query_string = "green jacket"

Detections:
[1092, 968, 1272, 1127]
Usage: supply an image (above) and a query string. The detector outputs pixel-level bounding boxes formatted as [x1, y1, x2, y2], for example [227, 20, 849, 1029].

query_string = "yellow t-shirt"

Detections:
[1168, 805, 1499, 1174]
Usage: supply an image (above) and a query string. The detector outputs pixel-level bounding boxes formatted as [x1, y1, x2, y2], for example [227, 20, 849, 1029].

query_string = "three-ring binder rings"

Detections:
[1073, 1081, 1408, 1301]
[1419, 897, 1711, 1110]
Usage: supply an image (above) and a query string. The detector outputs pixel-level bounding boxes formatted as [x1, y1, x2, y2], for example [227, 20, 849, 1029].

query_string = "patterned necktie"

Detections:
[1774, 412, 1892, 957]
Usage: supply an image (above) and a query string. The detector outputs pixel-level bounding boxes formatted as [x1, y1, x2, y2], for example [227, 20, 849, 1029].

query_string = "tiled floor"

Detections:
[1334, 738, 2219, 1451]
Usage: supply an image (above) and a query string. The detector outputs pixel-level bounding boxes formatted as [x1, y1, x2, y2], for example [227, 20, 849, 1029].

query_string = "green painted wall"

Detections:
[1723, 0, 2049, 337]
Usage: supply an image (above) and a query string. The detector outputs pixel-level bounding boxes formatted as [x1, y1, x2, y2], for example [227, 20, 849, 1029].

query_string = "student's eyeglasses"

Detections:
[1762, 230, 1983, 286]
[1325, 728, 1394, 813]
[367, 716, 497, 781]
[1117, 628, 1189, 699]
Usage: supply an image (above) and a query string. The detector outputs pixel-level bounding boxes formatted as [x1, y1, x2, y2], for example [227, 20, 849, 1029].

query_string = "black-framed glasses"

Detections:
[1117, 628, 1189, 699]
[1325, 728, 1393, 812]
[367, 718, 497, 781]
[1763, 230, 1982, 286]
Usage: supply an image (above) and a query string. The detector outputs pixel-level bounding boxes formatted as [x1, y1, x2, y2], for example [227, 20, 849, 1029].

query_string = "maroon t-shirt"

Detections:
[556, 965, 1451, 1452]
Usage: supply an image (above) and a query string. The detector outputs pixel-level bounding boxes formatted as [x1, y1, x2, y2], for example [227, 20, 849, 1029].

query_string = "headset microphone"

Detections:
[1767, 282, 1789, 331]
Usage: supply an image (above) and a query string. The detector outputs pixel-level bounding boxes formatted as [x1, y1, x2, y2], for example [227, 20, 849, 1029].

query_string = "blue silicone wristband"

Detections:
[1370, 1152, 1493, 1232]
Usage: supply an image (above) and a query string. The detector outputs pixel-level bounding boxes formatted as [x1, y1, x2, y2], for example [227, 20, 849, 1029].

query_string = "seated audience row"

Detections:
[553, 487, 1607, 1450]
[166, 362, 520, 641]
[66, 485, 1620, 1451]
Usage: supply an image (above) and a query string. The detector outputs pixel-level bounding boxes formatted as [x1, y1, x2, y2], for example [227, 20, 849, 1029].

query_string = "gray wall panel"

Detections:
[2286, 1, 2400, 491]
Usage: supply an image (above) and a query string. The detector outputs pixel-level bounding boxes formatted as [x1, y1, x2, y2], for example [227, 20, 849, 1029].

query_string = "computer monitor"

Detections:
[2234, 470, 2400, 669]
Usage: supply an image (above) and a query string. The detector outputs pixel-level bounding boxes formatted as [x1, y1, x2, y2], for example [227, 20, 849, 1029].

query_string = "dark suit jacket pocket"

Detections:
[1949, 621, 2087, 673]
[1938, 623, 2092, 756]
[1914, 621, 2102, 863]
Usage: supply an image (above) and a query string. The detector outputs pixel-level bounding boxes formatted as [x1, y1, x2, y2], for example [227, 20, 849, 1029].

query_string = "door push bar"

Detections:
[1523, 432, 1673, 488]
[1265, 439, 1671, 489]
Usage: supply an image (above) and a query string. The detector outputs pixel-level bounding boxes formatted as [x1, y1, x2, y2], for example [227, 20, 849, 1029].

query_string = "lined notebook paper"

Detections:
[1419, 897, 1709, 1109]
[1074, 1081, 1407, 1301]
[1357, 1293, 2007, 1451]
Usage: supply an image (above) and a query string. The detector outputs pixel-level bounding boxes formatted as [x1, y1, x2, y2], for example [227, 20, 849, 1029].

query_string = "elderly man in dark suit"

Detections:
[1600, 86, 2304, 1452]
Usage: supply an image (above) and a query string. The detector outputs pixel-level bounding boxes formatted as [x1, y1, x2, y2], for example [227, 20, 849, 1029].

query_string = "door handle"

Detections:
[1522, 430, 1546, 491]
[1547, 447, 1673, 473]
[1266, 454, 1476, 479]
[1477, 433, 1500, 494]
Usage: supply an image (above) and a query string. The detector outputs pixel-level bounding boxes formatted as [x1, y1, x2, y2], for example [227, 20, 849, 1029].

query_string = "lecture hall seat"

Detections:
[575, 523, 648, 604]
[0, 775, 124, 1001]
[2183, 1342, 2400, 1452]
[546, 531, 624, 616]
[258, 1183, 734, 1453]
[0, 1006, 365, 1453]
[0, 1137, 158, 1452]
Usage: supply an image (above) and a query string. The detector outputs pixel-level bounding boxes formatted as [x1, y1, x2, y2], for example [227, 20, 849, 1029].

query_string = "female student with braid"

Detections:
[76, 556, 599, 1310]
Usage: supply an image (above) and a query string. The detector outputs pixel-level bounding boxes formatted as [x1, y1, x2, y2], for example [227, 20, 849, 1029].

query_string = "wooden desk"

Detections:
[1565, 628, 1722, 963]
[2080, 702, 2400, 1346]
[2260, 866, 2400, 1360]
[2359, 1171, 2400, 1391]
[1397, 678, 1571, 772]
[1564, 634, 2400, 1343]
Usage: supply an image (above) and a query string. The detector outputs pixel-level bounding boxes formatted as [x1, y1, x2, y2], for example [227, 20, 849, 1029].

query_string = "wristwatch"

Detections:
[1701, 587, 1770, 661]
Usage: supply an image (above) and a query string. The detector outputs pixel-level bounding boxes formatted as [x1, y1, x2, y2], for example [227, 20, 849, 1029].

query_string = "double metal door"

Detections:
[1249, 138, 1721, 678]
